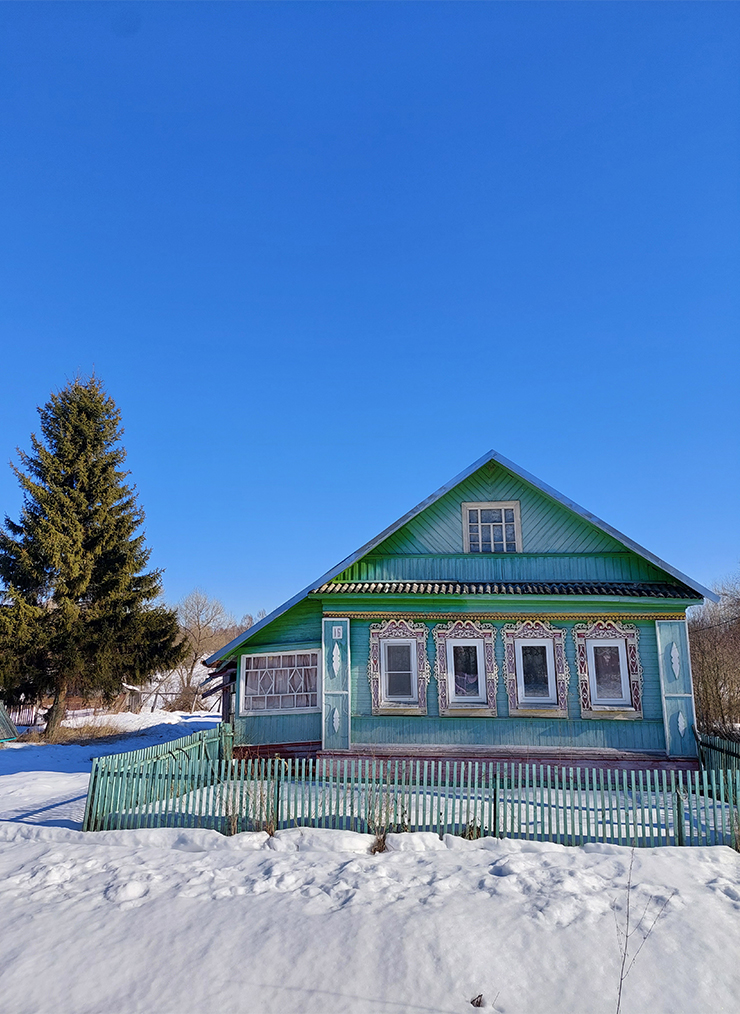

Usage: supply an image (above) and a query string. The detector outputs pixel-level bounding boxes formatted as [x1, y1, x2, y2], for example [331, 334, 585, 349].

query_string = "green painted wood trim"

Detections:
[334, 552, 672, 584]
[239, 641, 321, 655]
[316, 596, 690, 616]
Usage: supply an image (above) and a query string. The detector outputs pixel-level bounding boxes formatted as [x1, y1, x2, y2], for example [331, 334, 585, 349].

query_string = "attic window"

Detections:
[462, 502, 522, 553]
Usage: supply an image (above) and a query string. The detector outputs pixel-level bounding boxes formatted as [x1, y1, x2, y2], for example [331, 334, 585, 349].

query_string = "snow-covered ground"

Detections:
[1, 715, 740, 1014]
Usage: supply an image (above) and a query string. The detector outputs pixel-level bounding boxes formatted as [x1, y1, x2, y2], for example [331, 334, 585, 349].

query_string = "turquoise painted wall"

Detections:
[230, 596, 677, 750]
[348, 616, 667, 752]
[233, 712, 322, 746]
[334, 552, 670, 584]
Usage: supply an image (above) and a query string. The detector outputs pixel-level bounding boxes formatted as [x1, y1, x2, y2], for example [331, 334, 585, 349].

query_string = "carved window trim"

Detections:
[433, 619, 497, 716]
[573, 620, 643, 720]
[368, 618, 430, 716]
[502, 619, 570, 718]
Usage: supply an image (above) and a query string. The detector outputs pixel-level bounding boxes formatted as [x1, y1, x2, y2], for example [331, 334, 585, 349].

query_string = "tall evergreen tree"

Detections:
[0, 376, 185, 737]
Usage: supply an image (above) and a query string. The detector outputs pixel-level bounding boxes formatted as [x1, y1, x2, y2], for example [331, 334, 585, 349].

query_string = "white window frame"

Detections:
[514, 638, 557, 706]
[239, 651, 322, 716]
[461, 501, 522, 554]
[586, 638, 631, 707]
[380, 638, 418, 704]
[446, 638, 486, 703]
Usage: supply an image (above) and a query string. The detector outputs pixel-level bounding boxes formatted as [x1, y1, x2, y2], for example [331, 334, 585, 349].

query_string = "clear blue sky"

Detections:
[1, 1, 738, 619]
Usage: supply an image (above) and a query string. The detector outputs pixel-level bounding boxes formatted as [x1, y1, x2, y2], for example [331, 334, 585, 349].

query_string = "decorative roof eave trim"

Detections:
[206, 449, 716, 663]
[308, 588, 701, 602]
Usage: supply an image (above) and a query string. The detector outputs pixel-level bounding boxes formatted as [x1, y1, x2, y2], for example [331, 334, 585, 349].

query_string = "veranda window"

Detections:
[242, 652, 319, 712]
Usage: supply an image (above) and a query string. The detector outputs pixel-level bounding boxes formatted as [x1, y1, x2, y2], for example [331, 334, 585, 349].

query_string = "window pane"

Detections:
[288, 669, 302, 692]
[266, 695, 280, 709]
[504, 509, 515, 523]
[275, 669, 289, 694]
[480, 509, 503, 523]
[505, 524, 516, 542]
[468, 509, 479, 523]
[453, 644, 480, 697]
[470, 539, 480, 553]
[468, 524, 479, 535]
[505, 543, 517, 553]
[593, 646, 624, 699]
[521, 645, 550, 698]
[386, 643, 412, 672]
[387, 671, 413, 698]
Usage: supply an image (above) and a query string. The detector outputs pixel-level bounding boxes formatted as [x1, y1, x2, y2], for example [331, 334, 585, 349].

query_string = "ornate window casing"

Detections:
[573, 620, 643, 719]
[502, 619, 570, 718]
[433, 619, 498, 716]
[368, 618, 430, 715]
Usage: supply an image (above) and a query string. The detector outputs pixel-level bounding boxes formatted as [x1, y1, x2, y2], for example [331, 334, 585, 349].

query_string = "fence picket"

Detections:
[80, 730, 738, 849]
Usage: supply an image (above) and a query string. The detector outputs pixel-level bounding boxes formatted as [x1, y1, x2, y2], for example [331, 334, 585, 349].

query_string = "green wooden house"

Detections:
[206, 451, 715, 762]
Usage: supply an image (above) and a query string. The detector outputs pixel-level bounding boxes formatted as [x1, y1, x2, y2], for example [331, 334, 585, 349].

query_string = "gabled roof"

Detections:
[207, 450, 718, 663]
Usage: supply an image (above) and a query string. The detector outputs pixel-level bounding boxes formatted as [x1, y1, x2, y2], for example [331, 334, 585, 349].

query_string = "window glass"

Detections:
[593, 645, 624, 699]
[453, 644, 480, 697]
[385, 643, 413, 699]
[243, 652, 319, 712]
[521, 645, 550, 698]
[465, 502, 519, 553]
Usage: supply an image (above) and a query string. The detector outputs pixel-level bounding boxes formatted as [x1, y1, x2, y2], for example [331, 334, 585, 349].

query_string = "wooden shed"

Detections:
[208, 451, 715, 764]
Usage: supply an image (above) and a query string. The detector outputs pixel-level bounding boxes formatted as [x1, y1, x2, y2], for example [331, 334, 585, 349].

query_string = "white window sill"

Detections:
[440, 705, 496, 718]
[580, 707, 641, 721]
[508, 705, 568, 720]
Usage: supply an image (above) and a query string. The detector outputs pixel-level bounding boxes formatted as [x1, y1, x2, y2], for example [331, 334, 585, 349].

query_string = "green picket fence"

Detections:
[696, 729, 740, 779]
[83, 736, 740, 848]
[82, 725, 232, 831]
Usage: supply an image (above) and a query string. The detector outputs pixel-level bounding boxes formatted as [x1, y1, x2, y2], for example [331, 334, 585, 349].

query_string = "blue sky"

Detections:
[0, 2, 738, 618]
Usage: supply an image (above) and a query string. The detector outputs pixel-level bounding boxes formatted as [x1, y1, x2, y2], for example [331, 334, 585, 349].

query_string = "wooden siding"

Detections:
[335, 553, 670, 584]
[373, 461, 628, 556]
[349, 616, 666, 746]
[349, 716, 667, 752]
[233, 712, 322, 746]
[319, 593, 689, 617]
[232, 599, 323, 655]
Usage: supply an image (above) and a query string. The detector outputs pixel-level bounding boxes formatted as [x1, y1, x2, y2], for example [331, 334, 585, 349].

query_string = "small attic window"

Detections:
[462, 501, 522, 553]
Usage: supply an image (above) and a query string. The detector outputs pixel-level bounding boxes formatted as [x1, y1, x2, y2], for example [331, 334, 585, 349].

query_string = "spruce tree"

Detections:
[0, 376, 185, 737]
